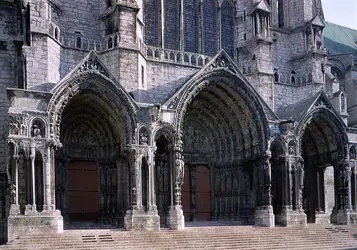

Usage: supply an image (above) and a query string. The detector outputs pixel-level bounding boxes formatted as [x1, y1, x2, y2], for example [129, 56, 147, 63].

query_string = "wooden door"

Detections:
[196, 166, 211, 220]
[182, 165, 211, 221]
[68, 161, 98, 221]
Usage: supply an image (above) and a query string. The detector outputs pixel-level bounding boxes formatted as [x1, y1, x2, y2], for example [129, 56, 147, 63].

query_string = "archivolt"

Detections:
[176, 70, 270, 163]
[297, 107, 348, 161]
[48, 72, 138, 145]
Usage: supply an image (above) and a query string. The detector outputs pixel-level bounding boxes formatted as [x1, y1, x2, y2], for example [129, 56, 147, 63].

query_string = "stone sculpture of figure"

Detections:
[33, 124, 42, 138]
[9, 183, 16, 204]
[289, 144, 295, 155]
[338, 163, 350, 189]
[139, 132, 148, 145]
[175, 152, 184, 187]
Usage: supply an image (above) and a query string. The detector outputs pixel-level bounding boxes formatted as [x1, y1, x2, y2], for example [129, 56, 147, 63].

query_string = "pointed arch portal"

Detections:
[299, 108, 348, 224]
[177, 69, 271, 223]
[52, 73, 137, 227]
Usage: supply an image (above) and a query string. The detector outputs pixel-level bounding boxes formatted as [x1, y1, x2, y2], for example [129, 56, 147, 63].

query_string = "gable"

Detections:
[52, 51, 116, 93]
[277, 91, 344, 126]
[253, 0, 271, 13]
[163, 50, 278, 121]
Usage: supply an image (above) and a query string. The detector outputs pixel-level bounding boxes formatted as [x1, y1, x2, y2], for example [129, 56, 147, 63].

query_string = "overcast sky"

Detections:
[321, 0, 357, 29]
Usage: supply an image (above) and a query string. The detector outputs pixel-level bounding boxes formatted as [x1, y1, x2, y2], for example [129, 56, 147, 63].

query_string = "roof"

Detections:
[323, 22, 357, 59]
[253, 0, 271, 13]
[132, 74, 196, 104]
[277, 92, 321, 122]
[276, 91, 345, 127]
[308, 14, 326, 28]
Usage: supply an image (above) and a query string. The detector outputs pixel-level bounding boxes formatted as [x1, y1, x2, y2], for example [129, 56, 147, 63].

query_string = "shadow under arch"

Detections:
[48, 72, 138, 146]
[175, 69, 271, 159]
[297, 107, 348, 224]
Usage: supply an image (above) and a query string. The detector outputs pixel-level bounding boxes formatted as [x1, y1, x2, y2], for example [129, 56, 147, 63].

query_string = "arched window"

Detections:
[331, 67, 344, 81]
[144, 0, 160, 47]
[76, 37, 82, 48]
[108, 36, 113, 49]
[54, 27, 59, 40]
[274, 71, 279, 82]
[164, 0, 180, 50]
[277, 0, 284, 28]
[184, 0, 199, 53]
[221, 0, 235, 58]
[203, 0, 217, 56]
[291, 71, 296, 84]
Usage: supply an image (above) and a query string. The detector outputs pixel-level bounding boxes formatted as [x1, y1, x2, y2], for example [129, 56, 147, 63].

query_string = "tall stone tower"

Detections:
[268, 0, 327, 110]
[236, 0, 274, 107]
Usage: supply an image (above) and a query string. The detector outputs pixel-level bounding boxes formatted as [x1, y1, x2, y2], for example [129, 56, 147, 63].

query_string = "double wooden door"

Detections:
[68, 161, 98, 221]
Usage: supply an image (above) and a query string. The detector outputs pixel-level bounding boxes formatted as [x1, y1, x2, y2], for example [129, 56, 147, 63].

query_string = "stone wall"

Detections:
[0, 0, 24, 170]
[144, 61, 197, 103]
[274, 83, 322, 110]
[24, 34, 49, 88]
[0, 42, 17, 168]
[57, 0, 101, 40]
[0, 0, 26, 243]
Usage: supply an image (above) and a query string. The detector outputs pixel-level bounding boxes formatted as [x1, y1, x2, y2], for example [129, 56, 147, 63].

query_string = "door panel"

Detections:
[68, 161, 98, 221]
[196, 166, 211, 220]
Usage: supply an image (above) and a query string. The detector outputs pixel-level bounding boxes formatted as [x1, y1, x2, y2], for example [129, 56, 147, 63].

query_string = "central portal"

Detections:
[68, 161, 98, 221]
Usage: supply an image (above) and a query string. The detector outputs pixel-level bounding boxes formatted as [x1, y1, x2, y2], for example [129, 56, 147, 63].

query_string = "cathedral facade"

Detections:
[1, 0, 357, 243]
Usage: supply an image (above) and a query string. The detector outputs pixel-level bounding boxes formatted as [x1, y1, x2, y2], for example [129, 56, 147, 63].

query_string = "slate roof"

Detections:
[276, 92, 321, 122]
[132, 73, 196, 104]
[323, 22, 357, 59]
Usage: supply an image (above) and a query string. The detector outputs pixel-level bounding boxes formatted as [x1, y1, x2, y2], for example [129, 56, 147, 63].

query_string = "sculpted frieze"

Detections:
[9, 115, 28, 136]
[205, 54, 238, 75]
[78, 55, 109, 78]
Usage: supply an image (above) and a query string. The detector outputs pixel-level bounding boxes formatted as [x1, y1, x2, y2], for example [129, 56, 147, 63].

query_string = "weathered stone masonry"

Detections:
[2, 0, 357, 244]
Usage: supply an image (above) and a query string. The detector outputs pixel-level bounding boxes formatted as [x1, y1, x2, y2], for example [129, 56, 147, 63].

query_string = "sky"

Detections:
[321, 0, 357, 29]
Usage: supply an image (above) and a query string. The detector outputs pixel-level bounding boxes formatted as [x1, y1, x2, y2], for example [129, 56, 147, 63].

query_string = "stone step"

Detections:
[5, 239, 356, 249]
[3, 225, 357, 250]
